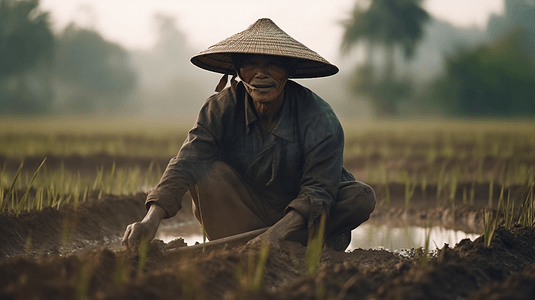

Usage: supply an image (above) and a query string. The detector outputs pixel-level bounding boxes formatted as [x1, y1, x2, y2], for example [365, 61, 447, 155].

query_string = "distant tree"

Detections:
[424, 27, 535, 117]
[53, 24, 138, 113]
[129, 14, 214, 117]
[487, 0, 535, 57]
[342, 0, 430, 78]
[341, 0, 429, 116]
[0, 0, 54, 114]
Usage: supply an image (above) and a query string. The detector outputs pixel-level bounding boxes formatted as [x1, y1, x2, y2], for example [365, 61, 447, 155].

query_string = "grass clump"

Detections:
[0, 160, 163, 213]
[518, 180, 535, 227]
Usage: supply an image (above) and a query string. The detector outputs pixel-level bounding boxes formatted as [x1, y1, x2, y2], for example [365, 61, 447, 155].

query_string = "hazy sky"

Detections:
[39, 0, 504, 64]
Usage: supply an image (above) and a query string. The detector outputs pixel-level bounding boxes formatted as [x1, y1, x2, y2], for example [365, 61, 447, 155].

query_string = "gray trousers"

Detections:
[189, 161, 376, 242]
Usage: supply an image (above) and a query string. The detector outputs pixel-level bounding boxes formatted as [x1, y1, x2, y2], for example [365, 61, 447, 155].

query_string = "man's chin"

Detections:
[253, 86, 276, 93]
[250, 92, 278, 103]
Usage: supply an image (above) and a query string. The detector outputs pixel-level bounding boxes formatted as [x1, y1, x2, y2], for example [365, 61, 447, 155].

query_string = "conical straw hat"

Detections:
[191, 18, 338, 78]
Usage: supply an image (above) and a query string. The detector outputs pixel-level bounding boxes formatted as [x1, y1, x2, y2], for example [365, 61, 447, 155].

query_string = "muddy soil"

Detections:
[1, 184, 535, 300]
[1, 154, 535, 299]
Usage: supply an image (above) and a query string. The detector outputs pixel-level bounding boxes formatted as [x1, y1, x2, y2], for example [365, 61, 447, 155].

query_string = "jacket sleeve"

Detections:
[286, 97, 345, 228]
[145, 90, 233, 218]
[145, 122, 218, 218]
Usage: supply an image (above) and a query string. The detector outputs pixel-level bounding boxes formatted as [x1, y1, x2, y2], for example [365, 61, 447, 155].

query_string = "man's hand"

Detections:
[248, 209, 305, 249]
[122, 203, 166, 251]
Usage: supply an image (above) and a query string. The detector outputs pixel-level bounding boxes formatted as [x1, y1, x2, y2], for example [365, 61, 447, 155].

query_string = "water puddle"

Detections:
[350, 224, 480, 252]
[156, 223, 481, 252]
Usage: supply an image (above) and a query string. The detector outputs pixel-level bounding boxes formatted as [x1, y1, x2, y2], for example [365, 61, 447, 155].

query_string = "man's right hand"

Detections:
[122, 203, 166, 251]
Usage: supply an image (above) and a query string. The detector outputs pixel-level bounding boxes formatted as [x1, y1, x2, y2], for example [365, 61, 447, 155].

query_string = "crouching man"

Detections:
[122, 18, 375, 252]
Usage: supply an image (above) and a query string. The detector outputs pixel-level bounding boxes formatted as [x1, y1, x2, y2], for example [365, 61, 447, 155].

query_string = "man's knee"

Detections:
[326, 181, 376, 236]
[358, 182, 376, 218]
[337, 181, 376, 220]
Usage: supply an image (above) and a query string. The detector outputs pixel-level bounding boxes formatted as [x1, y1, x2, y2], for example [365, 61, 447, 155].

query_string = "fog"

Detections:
[2, 0, 533, 119]
[124, 14, 487, 120]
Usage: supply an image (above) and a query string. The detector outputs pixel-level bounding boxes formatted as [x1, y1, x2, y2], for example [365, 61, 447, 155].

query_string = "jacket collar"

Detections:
[243, 82, 295, 142]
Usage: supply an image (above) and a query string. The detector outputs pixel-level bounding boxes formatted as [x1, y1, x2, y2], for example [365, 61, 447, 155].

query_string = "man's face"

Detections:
[238, 54, 289, 104]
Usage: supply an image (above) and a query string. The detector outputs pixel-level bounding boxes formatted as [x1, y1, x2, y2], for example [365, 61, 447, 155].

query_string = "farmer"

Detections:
[122, 18, 375, 251]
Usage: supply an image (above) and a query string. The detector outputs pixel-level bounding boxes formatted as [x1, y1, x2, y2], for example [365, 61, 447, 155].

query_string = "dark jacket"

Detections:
[146, 80, 355, 227]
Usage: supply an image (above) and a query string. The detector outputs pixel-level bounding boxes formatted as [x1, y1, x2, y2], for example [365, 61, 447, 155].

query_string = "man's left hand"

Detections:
[247, 209, 305, 249]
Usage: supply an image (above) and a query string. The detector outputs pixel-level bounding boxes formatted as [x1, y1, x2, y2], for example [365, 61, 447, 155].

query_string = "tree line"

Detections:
[0, 0, 137, 114]
[341, 0, 535, 118]
[1, 0, 534, 117]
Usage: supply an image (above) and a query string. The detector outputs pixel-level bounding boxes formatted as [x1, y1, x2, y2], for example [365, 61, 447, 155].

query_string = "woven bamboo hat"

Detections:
[191, 18, 338, 78]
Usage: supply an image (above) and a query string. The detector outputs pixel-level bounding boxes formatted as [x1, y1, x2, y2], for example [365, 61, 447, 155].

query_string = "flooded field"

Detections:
[1, 118, 534, 299]
[155, 223, 480, 253]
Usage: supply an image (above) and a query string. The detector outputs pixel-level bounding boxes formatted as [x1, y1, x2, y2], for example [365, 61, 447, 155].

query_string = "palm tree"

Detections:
[341, 0, 430, 80]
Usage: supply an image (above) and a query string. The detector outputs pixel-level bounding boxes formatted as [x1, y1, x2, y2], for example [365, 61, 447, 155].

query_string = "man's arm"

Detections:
[122, 203, 167, 250]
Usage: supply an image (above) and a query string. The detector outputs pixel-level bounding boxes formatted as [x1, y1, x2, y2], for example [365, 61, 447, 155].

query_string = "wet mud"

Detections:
[1, 154, 535, 299]
[1, 185, 534, 300]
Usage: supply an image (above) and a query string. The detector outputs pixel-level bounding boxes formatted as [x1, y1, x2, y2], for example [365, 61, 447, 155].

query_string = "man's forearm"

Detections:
[142, 203, 167, 225]
[122, 203, 167, 250]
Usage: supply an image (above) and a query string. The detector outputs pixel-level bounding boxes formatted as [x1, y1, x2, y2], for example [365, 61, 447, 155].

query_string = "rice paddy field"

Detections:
[1, 116, 535, 300]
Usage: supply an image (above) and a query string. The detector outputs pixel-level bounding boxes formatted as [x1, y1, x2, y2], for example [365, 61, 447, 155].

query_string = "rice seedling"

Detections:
[0, 161, 23, 211]
[250, 243, 270, 291]
[113, 255, 130, 285]
[0, 160, 163, 213]
[137, 236, 150, 275]
[518, 180, 535, 227]
[488, 178, 494, 209]
[483, 211, 496, 247]
[306, 214, 326, 276]
[416, 222, 433, 266]
[501, 189, 515, 228]
[497, 185, 505, 212]
[237, 243, 270, 292]
[402, 171, 416, 207]
[16, 158, 46, 216]
[75, 261, 92, 300]
[449, 170, 459, 204]
[436, 163, 446, 201]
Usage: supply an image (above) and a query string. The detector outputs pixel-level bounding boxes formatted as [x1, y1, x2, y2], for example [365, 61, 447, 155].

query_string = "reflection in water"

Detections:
[155, 225, 203, 246]
[350, 224, 480, 251]
[172, 234, 204, 246]
[156, 223, 481, 252]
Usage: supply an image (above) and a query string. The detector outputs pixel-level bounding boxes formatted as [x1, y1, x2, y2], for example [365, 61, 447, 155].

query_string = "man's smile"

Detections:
[250, 81, 276, 89]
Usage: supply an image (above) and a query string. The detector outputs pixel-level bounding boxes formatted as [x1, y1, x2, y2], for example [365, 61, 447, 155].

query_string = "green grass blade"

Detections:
[16, 158, 47, 215]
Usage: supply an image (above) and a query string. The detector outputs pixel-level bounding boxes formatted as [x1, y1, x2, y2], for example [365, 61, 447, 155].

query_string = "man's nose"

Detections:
[254, 64, 269, 77]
